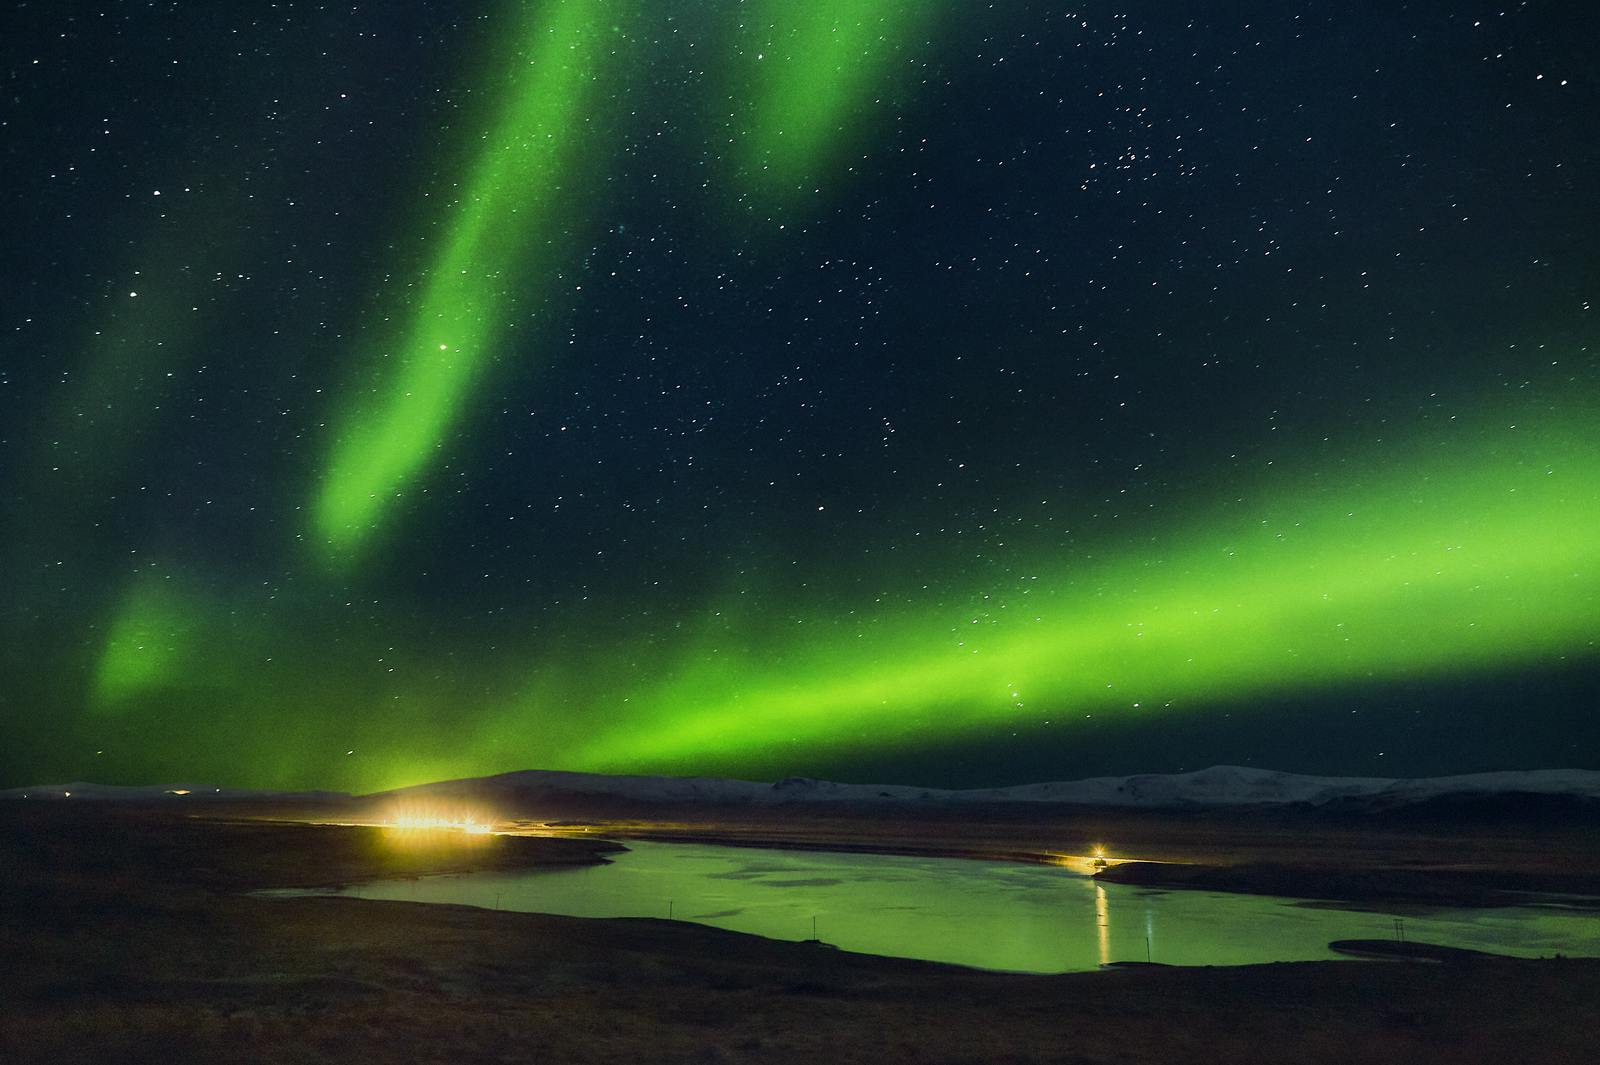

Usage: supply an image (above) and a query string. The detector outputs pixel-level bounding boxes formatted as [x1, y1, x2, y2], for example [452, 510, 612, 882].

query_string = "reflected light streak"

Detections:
[1095, 883, 1111, 968]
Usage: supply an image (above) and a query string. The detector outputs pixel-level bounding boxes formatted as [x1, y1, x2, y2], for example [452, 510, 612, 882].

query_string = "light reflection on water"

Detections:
[1094, 883, 1110, 967]
[310, 841, 1600, 973]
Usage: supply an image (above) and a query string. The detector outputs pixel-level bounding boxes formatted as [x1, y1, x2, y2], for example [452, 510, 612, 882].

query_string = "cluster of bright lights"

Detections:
[385, 812, 495, 835]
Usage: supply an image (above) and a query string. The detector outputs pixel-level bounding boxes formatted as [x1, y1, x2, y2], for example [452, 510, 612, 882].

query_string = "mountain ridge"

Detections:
[8, 764, 1600, 811]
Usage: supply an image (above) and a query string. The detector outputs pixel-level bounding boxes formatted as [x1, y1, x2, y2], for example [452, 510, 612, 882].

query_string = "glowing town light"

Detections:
[390, 814, 494, 834]
[382, 806, 500, 839]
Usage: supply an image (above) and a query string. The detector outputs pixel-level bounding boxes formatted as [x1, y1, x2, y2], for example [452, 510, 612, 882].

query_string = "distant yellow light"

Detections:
[381, 804, 500, 842]
[391, 814, 490, 832]
[166, 789, 191, 796]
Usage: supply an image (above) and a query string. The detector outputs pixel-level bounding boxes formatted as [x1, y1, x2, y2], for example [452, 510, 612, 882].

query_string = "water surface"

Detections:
[308, 841, 1599, 973]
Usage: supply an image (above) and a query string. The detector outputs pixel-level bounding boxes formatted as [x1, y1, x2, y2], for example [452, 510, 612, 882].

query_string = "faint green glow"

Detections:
[13, 193, 250, 595]
[315, 0, 620, 559]
[570, 418, 1600, 771]
[92, 578, 196, 711]
[733, 0, 943, 195]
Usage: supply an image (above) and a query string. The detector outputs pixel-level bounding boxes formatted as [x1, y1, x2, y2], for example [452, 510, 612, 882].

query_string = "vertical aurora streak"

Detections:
[733, 0, 942, 196]
[314, 0, 622, 560]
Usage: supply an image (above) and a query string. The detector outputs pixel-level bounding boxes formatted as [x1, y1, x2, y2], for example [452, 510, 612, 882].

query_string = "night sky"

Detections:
[2, 0, 1596, 792]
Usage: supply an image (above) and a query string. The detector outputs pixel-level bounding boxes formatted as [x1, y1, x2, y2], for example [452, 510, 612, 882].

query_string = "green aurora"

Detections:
[88, 402, 1599, 790]
[4, 1, 1597, 790]
[314, 0, 939, 562]
[314, 0, 628, 561]
[731, 0, 945, 196]
[93, 577, 198, 712]
[566, 411, 1600, 772]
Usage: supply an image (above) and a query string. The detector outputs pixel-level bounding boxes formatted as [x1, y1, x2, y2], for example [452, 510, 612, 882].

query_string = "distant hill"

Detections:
[0, 782, 350, 803]
[370, 764, 1600, 813]
[7, 764, 1599, 814]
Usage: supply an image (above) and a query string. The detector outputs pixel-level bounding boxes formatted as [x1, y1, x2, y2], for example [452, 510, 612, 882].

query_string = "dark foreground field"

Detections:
[3, 805, 1598, 1065]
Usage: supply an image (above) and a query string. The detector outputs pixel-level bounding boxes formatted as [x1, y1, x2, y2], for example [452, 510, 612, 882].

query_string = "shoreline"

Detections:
[527, 820, 1600, 910]
[7, 802, 1600, 1063]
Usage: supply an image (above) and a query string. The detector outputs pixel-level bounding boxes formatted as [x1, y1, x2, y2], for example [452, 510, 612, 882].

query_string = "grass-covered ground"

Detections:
[3, 803, 1597, 1064]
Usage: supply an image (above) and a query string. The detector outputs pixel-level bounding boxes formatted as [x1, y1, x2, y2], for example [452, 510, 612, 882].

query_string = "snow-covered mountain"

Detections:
[370, 764, 1600, 811]
[7, 765, 1599, 811]
[978, 765, 1600, 808]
